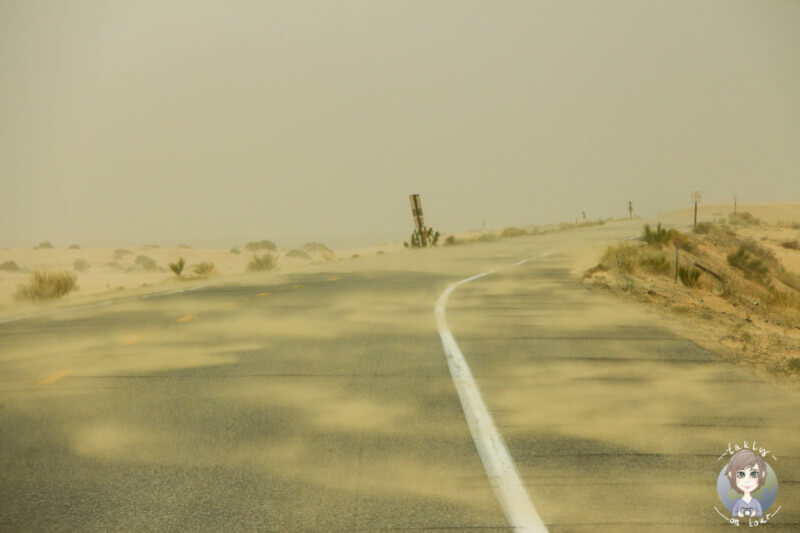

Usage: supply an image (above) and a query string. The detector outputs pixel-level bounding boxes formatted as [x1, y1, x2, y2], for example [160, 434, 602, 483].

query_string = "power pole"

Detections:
[628, 201, 633, 220]
[691, 191, 701, 228]
[409, 194, 427, 247]
[734, 195, 738, 215]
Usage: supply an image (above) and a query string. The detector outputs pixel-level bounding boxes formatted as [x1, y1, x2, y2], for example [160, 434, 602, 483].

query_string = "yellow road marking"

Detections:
[327, 277, 339, 281]
[257, 292, 272, 297]
[176, 314, 196, 323]
[121, 335, 144, 346]
[39, 370, 73, 385]
[291, 284, 303, 289]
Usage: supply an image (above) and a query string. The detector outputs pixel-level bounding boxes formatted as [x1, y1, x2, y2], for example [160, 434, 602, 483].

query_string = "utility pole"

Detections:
[628, 201, 633, 220]
[691, 191, 701, 228]
[734, 195, 738, 215]
[409, 194, 427, 247]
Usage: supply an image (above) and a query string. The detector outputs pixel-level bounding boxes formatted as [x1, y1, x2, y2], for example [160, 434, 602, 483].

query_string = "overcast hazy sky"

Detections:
[2, 1, 799, 248]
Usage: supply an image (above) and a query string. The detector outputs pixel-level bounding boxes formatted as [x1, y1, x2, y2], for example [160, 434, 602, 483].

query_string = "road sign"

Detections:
[409, 194, 427, 246]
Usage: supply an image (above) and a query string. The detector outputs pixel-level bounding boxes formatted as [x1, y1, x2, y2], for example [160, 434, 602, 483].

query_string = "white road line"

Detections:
[435, 253, 551, 533]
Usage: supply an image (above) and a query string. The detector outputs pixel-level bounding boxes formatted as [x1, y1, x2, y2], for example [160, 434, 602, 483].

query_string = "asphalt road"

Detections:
[1, 224, 798, 532]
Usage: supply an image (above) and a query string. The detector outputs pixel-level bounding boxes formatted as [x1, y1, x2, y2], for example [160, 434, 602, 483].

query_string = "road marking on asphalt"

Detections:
[0, 286, 202, 325]
[176, 314, 196, 323]
[121, 334, 144, 346]
[327, 277, 339, 281]
[435, 253, 552, 533]
[257, 292, 272, 297]
[39, 370, 73, 385]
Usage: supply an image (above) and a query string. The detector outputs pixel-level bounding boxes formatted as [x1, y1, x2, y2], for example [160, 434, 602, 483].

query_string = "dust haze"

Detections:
[1, 1, 799, 249]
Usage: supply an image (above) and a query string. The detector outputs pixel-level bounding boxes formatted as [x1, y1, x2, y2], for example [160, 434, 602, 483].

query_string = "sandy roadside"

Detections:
[584, 204, 800, 383]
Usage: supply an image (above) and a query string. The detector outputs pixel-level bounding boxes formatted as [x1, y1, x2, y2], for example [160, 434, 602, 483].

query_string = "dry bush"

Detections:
[247, 253, 276, 272]
[781, 240, 800, 251]
[600, 243, 639, 274]
[178, 244, 192, 249]
[502, 227, 528, 238]
[192, 262, 215, 276]
[245, 240, 277, 252]
[728, 247, 771, 285]
[15, 270, 77, 300]
[728, 212, 762, 226]
[114, 248, 133, 260]
[34, 241, 54, 249]
[693, 222, 713, 234]
[302, 242, 334, 260]
[678, 266, 701, 288]
[302, 242, 332, 253]
[230, 247, 241, 255]
[134, 255, 158, 272]
[168, 258, 185, 278]
[286, 249, 312, 260]
[73, 258, 90, 272]
[1, 260, 22, 272]
[68, 244, 81, 249]
[443, 235, 458, 246]
[639, 250, 671, 275]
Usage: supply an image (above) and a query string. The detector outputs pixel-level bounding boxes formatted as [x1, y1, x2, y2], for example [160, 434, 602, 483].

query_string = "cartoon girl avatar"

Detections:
[726, 449, 767, 517]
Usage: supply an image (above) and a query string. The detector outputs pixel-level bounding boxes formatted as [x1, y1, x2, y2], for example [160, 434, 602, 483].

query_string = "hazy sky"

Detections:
[2, 1, 799, 248]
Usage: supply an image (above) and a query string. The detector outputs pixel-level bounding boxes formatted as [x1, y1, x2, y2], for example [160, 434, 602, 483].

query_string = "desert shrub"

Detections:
[0, 260, 22, 272]
[781, 240, 800, 251]
[728, 212, 761, 226]
[639, 251, 671, 275]
[286, 249, 312, 260]
[600, 243, 638, 274]
[476, 232, 496, 243]
[178, 244, 192, 249]
[768, 288, 800, 310]
[168, 258, 186, 278]
[351, 254, 360, 258]
[34, 241, 54, 249]
[728, 247, 770, 285]
[678, 266, 701, 288]
[443, 235, 457, 246]
[642, 224, 680, 247]
[247, 253, 276, 272]
[230, 247, 241, 255]
[73, 258, 90, 272]
[302, 242, 332, 254]
[245, 240, 277, 252]
[407, 227, 441, 248]
[114, 248, 133, 260]
[376, 250, 385, 255]
[68, 244, 81, 249]
[502, 227, 528, 238]
[302, 242, 335, 261]
[694, 222, 713, 234]
[15, 270, 77, 300]
[788, 358, 800, 372]
[583, 263, 608, 278]
[134, 255, 158, 271]
[192, 262, 215, 276]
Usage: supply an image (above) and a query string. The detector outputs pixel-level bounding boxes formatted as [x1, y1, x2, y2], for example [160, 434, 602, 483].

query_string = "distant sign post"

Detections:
[409, 194, 427, 247]
[628, 201, 633, 220]
[691, 191, 701, 228]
